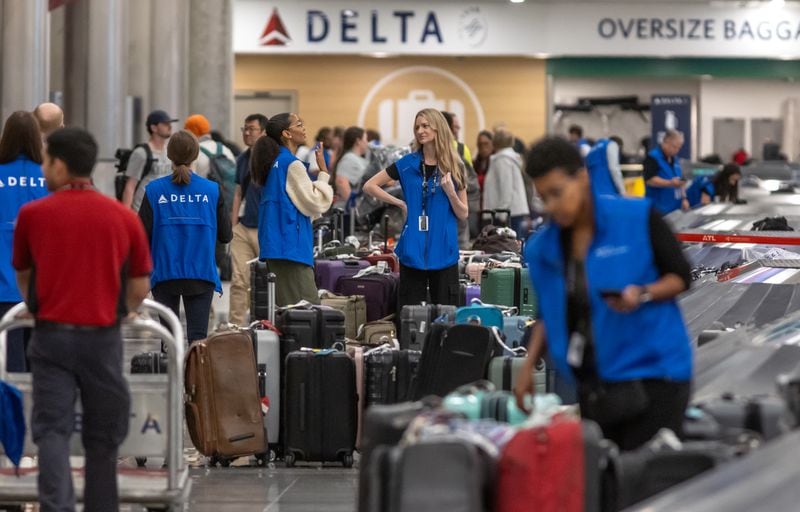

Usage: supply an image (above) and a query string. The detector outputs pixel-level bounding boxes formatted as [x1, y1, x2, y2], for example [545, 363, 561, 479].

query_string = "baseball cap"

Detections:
[184, 114, 212, 137]
[146, 110, 178, 127]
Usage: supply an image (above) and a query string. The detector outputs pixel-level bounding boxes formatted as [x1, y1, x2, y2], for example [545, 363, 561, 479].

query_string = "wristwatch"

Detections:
[639, 286, 653, 304]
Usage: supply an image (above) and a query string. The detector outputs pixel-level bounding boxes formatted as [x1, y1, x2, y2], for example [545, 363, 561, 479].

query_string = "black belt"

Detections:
[35, 320, 119, 331]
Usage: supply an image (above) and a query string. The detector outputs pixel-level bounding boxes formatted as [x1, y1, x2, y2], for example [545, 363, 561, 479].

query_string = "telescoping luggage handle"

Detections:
[267, 272, 277, 324]
[0, 299, 187, 492]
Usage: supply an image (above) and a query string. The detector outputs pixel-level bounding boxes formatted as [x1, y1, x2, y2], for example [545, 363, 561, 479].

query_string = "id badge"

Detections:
[567, 331, 586, 368]
[419, 215, 429, 232]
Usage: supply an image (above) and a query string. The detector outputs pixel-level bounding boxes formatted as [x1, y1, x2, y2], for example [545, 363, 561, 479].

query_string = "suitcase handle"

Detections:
[267, 273, 277, 324]
[383, 214, 389, 254]
[491, 327, 527, 356]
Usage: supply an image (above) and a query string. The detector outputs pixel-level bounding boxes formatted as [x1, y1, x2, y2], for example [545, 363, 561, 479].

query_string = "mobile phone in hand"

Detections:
[599, 289, 623, 299]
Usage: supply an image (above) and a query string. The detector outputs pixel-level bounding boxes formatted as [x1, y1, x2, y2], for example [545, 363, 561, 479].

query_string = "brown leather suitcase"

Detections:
[184, 329, 268, 465]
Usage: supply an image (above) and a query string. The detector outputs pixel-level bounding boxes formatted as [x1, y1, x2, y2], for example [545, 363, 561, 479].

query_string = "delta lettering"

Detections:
[598, 17, 800, 42]
[307, 9, 443, 44]
[158, 193, 210, 204]
[0, 176, 46, 188]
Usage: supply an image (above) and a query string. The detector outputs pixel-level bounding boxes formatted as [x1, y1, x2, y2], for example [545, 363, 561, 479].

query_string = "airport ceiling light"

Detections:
[509, 0, 526, 3]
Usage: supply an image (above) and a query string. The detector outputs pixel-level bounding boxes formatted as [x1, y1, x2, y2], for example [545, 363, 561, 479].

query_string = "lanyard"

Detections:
[420, 161, 438, 215]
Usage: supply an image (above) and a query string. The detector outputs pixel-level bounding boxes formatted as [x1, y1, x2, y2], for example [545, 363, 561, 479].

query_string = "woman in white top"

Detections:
[331, 126, 369, 210]
[483, 129, 530, 238]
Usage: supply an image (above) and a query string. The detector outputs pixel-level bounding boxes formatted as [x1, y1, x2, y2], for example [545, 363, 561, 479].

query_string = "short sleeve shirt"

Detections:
[127, 144, 173, 212]
[13, 188, 152, 326]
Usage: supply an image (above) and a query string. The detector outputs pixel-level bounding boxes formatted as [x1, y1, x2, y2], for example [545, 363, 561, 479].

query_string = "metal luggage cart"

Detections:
[0, 299, 190, 511]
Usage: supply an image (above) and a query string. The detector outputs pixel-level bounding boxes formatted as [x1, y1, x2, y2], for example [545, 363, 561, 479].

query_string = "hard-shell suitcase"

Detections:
[459, 281, 481, 307]
[336, 272, 399, 322]
[276, 305, 346, 354]
[365, 349, 421, 407]
[347, 344, 367, 450]
[615, 436, 738, 509]
[131, 351, 167, 374]
[488, 356, 548, 395]
[455, 301, 504, 329]
[315, 258, 370, 292]
[501, 315, 534, 349]
[694, 394, 787, 441]
[399, 304, 457, 351]
[481, 267, 537, 317]
[320, 291, 367, 339]
[359, 401, 432, 512]
[388, 437, 495, 512]
[411, 323, 498, 399]
[495, 418, 612, 512]
[250, 259, 271, 321]
[283, 349, 357, 467]
[184, 329, 268, 464]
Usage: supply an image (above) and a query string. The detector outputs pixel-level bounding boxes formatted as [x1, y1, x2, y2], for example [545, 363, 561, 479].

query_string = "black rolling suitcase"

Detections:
[364, 349, 421, 407]
[276, 305, 346, 360]
[411, 323, 497, 399]
[283, 349, 357, 467]
[131, 351, 167, 374]
[399, 304, 457, 351]
[250, 259, 271, 321]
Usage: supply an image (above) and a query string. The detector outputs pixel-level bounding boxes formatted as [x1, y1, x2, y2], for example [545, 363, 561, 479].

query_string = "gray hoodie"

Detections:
[484, 147, 530, 217]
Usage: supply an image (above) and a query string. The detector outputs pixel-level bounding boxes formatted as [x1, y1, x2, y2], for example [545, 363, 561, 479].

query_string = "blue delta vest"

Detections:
[0, 156, 48, 302]
[393, 152, 459, 271]
[686, 176, 715, 209]
[259, 146, 314, 267]
[145, 175, 222, 292]
[585, 139, 620, 197]
[645, 146, 683, 214]
[524, 195, 692, 383]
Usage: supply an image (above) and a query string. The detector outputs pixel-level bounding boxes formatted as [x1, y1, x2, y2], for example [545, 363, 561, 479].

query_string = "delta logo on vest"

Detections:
[0, 176, 46, 188]
[157, 193, 210, 205]
[260, 8, 290, 46]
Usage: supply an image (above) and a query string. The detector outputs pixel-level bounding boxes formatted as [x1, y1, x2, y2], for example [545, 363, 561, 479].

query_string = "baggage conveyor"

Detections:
[0, 299, 190, 511]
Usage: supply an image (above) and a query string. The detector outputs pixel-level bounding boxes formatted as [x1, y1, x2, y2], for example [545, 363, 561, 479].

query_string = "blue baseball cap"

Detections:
[146, 110, 178, 127]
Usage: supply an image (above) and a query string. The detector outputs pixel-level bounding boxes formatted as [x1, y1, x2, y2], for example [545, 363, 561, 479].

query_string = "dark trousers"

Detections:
[580, 379, 691, 451]
[398, 263, 459, 309]
[28, 325, 130, 512]
[510, 215, 529, 241]
[152, 285, 214, 344]
[0, 301, 30, 372]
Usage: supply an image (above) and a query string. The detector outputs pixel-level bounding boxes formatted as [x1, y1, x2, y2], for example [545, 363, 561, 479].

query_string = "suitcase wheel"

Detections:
[285, 452, 296, 468]
[255, 452, 269, 467]
[342, 453, 354, 468]
[135, 457, 147, 468]
[209, 455, 232, 468]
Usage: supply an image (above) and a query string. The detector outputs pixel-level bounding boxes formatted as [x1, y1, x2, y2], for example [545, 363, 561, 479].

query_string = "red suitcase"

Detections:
[363, 253, 399, 273]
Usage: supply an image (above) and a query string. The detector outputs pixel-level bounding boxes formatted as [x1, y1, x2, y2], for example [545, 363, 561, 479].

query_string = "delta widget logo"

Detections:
[260, 8, 291, 46]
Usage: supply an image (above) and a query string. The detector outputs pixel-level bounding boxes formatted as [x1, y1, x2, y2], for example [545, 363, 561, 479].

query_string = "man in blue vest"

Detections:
[644, 130, 688, 215]
[585, 138, 625, 197]
[568, 124, 592, 158]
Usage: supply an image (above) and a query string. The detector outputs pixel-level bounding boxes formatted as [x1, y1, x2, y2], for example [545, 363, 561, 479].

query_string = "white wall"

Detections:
[552, 78, 700, 159]
[698, 78, 800, 160]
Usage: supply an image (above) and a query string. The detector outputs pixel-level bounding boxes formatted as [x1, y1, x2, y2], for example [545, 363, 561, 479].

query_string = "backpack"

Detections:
[752, 216, 794, 232]
[200, 142, 237, 210]
[458, 142, 481, 212]
[114, 143, 154, 201]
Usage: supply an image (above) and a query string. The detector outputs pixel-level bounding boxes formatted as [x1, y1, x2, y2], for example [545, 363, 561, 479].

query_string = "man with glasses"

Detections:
[228, 114, 268, 326]
[644, 130, 688, 214]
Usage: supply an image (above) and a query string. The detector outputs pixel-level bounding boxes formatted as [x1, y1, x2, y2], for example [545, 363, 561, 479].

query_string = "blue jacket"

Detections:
[0, 380, 25, 467]
[686, 176, 715, 208]
[0, 156, 48, 302]
[585, 139, 620, 197]
[145, 175, 222, 292]
[645, 146, 683, 214]
[524, 195, 692, 383]
[259, 146, 314, 267]
[394, 152, 459, 271]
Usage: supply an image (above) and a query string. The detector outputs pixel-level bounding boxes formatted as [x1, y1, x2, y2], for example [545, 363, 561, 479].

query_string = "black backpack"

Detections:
[114, 143, 155, 201]
[752, 216, 794, 232]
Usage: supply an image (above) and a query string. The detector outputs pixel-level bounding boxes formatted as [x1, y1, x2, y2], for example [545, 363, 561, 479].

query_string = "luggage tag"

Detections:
[567, 331, 586, 368]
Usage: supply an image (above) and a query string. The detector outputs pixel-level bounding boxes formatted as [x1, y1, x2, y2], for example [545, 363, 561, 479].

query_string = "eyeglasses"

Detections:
[289, 120, 305, 129]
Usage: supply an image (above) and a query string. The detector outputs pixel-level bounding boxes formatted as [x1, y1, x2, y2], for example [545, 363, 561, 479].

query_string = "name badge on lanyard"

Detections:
[420, 162, 438, 233]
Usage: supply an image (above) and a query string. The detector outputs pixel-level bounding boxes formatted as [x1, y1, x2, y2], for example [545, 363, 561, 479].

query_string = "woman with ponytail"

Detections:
[331, 126, 368, 209]
[251, 113, 334, 306]
[138, 129, 232, 342]
[363, 108, 468, 309]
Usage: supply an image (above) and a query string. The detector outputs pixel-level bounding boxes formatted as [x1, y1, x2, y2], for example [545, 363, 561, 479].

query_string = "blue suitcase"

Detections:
[454, 300, 504, 329]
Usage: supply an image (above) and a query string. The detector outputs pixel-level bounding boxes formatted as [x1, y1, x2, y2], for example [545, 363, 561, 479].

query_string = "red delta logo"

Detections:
[260, 8, 290, 46]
